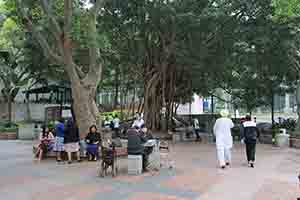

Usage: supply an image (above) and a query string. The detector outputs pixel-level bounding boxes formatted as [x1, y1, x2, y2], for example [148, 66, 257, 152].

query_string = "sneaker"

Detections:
[250, 163, 254, 168]
[226, 162, 230, 166]
[221, 166, 226, 169]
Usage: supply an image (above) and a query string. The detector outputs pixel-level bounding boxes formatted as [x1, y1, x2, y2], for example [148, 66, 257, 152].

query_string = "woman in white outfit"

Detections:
[213, 110, 234, 169]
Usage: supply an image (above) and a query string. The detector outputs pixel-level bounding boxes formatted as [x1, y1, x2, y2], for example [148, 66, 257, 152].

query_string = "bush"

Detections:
[0, 121, 18, 132]
[273, 118, 296, 132]
[98, 111, 121, 120]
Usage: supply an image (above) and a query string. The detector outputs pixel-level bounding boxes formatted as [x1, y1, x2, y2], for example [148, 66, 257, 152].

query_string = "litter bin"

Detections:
[275, 129, 289, 148]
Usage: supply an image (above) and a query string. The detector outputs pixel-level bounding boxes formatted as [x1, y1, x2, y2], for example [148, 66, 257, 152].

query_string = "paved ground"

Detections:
[0, 140, 299, 200]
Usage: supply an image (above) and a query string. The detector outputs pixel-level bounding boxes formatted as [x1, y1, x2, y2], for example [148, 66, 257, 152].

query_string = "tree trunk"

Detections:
[25, 98, 32, 122]
[144, 74, 161, 130]
[7, 96, 12, 123]
[70, 77, 98, 139]
[114, 69, 119, 109]
[271, 92, 275, 126]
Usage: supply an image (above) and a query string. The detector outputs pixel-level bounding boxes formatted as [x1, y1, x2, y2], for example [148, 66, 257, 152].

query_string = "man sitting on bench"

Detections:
[127, 126, 149, 172]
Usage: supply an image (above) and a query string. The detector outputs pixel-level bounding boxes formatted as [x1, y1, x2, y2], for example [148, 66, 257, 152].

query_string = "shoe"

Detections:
[68, 161, 72, 164]
[77, 160, 82, 163]
[250, 163, 254, 168]
[221, 166, 226, 169]
[226, 162, 230, 166]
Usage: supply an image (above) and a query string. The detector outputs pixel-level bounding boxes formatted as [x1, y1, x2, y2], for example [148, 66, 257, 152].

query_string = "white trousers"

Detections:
[217, 147, 231, 167]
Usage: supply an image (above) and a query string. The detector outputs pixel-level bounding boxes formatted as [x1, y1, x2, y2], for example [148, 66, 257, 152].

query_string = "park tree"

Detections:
[272, 0, 300, 128]
[99, 0, 246, 130]
[0, 1, 63, 123]
[14, 0, 105, 138]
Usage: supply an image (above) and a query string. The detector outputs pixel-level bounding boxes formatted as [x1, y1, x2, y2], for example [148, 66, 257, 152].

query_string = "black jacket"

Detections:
[241, 121, 260, 143]
[127, 128, 147, 155]
[85, 132, 101, 144]
[64, 121, 80, 144]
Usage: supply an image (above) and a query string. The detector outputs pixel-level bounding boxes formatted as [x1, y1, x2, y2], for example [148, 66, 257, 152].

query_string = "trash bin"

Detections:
[275, 130, 290, 148]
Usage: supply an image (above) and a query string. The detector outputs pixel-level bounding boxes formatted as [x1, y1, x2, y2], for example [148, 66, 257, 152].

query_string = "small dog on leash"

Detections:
[99, 141, 117, 177]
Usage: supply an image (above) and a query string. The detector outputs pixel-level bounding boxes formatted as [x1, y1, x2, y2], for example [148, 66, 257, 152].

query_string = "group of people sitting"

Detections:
[35, 119, 102, 164]
[35, 113, 152, 172]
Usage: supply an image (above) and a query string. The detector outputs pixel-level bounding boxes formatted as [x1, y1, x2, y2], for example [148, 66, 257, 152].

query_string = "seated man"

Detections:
[127, 127, 149, 172]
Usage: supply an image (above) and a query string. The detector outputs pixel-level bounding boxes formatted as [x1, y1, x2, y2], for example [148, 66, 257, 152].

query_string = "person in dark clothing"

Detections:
[241, 115, 260, 168]
[64, 119, 81, 164]
[127, 127, 149, 172]
[85, 125, 101, 161]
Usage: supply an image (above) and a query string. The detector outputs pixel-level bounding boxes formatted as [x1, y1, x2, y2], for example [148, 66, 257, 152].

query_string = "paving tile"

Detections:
[129, 192, 191, 200]
[253, 180, 299, 200]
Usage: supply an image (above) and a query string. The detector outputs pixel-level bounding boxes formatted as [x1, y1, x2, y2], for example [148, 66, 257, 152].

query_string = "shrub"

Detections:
[0, 121, 18, 132]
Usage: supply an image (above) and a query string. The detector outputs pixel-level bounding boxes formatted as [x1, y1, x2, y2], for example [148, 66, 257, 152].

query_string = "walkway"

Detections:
[0, 141, 299, 200]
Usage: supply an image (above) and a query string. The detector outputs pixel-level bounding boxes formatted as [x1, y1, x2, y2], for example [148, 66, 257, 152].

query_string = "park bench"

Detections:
[33, 140, 128, 159]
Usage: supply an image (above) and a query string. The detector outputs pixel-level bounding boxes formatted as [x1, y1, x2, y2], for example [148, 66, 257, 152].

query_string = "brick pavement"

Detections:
[0, 140, 299, 200]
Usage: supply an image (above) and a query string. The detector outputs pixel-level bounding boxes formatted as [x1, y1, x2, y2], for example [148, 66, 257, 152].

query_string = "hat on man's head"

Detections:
[220, 109, 229, 117]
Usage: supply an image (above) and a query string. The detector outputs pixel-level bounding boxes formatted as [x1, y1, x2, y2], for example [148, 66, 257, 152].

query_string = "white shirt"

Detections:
[132, 119, 144, 128]
[194, 119, 200, 129]
[213, 117, 234, 149]
[113, 118, 120, 128]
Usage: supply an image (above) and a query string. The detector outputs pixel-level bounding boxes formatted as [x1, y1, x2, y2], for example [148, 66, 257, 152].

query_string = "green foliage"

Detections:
[0, 120, 18, 131]
[273, 0, 300, 17]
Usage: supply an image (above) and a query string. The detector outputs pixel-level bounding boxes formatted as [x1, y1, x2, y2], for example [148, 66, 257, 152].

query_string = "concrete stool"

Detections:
[128, 155, 143, 175]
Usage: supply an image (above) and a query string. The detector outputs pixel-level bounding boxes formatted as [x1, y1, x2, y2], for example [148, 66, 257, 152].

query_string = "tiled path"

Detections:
[0, 140, 299, 200]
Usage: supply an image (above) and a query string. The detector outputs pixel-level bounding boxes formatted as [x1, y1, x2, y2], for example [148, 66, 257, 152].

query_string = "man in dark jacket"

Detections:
[127, 127, 148, 172]
[241, 115, 260, 168]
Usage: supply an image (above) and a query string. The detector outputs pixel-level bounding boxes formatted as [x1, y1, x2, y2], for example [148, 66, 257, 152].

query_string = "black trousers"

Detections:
[245, 142, 256, 162]
[194, 129, 200, 139]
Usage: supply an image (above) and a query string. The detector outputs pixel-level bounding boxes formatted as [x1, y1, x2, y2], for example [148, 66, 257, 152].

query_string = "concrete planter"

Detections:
[259, 134, 273, 144]
[290, 137, 300, 149]
[18, 123, 35, 140]
[0, 131, 18, 140]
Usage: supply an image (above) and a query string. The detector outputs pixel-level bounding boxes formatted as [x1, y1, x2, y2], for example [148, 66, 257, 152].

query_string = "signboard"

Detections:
[62, 109, 72, 118]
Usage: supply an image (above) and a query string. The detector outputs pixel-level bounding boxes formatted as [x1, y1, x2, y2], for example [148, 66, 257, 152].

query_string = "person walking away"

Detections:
[53, 119, 65, 163]
[193, 118, 201, 141]
[112, 115, 120, 138]
[241, 115, 260, 168]
[127, 127, 149, 172]
[85, 125, 101, 161]
[213, 110, 234, 169]
[64, 119, 81, 164]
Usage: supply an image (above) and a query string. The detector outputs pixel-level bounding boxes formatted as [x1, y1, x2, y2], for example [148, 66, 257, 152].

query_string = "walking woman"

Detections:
[241, 115, 260, 168]
[213, 110, 234, 169]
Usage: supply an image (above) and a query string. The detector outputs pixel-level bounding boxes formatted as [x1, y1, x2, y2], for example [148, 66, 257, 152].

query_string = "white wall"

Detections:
[177, 94, 203, 115]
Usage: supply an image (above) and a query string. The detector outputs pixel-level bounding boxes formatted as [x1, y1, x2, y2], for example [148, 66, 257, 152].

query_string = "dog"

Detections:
[99, 144, 118, 177]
